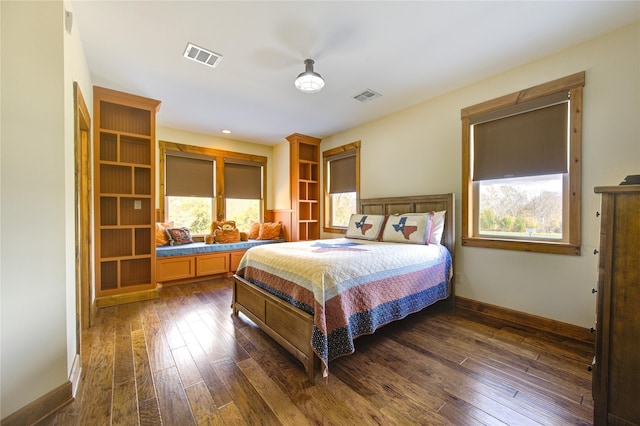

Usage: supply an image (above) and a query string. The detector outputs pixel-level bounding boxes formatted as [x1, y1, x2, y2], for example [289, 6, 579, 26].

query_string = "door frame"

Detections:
[74, 82, 94, 332]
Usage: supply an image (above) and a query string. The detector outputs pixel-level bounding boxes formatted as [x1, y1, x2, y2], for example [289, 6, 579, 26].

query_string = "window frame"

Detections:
[461, 72, 584, 255]
[322, 141, 361, 234]
[159, 141, 267, 233]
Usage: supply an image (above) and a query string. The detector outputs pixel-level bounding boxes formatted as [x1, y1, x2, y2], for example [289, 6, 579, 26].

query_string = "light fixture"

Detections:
[295, 59, 325, 93]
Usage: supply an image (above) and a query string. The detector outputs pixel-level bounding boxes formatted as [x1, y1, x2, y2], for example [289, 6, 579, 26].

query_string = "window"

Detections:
[461, 72, 584, 255]
[165, 153, 215, 234]
[323, 142, 360, 232]
[159, 141, 267, 234]
[223, 158, 263, 230]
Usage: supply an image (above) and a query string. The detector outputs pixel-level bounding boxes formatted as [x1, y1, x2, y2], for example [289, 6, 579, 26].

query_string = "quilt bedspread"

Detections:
[235, 238, 452, 374]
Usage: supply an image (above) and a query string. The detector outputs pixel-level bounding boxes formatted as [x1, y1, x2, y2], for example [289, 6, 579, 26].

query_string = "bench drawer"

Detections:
[230, 250, 246, 272]
[157, 257, 195, 282]
[196, 253, 229, 276]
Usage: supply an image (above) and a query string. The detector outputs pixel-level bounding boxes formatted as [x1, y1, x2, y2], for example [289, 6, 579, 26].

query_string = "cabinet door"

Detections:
[197, 253, 229, 276]
[230, 251, 246, 272]
[157, 257, 195, 282]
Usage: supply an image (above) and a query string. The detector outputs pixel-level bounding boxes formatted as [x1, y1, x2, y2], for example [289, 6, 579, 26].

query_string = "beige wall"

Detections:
[272, 140, 291, 210]
[322, 22, 640, 328]
[0, 0, 89, 417]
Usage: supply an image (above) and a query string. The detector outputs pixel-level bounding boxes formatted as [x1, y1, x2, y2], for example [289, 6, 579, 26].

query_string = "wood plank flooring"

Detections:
[39, 278, 594, 425]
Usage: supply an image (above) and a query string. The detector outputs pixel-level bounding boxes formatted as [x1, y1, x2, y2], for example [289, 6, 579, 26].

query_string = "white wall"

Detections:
[322, 22, 640, 328]
[157, 126, 277, 209]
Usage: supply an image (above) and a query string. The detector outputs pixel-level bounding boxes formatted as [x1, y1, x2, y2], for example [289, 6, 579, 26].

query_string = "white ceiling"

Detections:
[71, 1, 640, 146]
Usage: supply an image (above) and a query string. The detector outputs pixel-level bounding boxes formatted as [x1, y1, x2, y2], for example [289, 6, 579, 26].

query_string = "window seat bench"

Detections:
[156, 239, 284, 285]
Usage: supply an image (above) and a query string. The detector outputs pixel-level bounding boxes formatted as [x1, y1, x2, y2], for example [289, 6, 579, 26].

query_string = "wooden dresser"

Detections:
[593, 185, 640, 426]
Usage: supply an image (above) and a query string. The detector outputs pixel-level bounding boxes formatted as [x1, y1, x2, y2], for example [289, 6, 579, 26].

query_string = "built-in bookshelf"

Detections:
[93, 87, 161, 298]
[287, 133, 321, 241]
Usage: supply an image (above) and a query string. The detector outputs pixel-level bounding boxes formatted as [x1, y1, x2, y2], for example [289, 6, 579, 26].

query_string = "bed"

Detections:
[232, 193, 455, 381]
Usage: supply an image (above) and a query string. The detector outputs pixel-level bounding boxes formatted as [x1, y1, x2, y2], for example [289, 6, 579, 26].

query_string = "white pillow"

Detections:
[345, 214, 386, 240]
[430, 210, 446, 244]
[382, 213, 432, 244]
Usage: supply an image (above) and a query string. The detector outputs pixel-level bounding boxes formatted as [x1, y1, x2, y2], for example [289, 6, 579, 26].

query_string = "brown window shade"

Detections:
[224, 160, 262, 199]
[328, 152, 356, 194]
[166, 154, 214, 197]
[472, 96, 569, 181]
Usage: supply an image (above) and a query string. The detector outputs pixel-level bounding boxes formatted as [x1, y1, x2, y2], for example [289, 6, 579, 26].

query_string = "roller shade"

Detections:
[328, 151, 356, 194]
[166, 154, 214, 197]
[472, 92, 569, 181]
[224, 159, 262, 199]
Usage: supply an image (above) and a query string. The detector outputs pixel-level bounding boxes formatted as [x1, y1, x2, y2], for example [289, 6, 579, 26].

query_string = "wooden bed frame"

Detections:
[232, 193, 455, 381]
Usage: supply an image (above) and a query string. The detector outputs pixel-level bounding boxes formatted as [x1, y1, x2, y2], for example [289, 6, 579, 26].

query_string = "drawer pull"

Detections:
[595, 211, 600, 217]
[593, 249, 599, 255]
[590, 327, 596, 333]
[588, 365, 593, 372]
[592, 288, 598, 294]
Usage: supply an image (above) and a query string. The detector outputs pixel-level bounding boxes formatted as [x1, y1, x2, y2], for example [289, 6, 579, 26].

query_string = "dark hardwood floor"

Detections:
[40, 278, 594, 425]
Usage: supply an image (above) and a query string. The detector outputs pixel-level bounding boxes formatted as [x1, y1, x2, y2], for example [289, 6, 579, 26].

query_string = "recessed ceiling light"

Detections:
[221, 129, 231, 134]
[183, 42, 223, 68]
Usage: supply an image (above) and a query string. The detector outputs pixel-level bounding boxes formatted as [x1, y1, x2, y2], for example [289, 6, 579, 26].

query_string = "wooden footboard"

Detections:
[232, 274, 317, 381]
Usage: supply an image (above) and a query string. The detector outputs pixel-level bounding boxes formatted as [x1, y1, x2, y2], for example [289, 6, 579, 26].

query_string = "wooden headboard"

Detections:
[359, 193, 455, 259]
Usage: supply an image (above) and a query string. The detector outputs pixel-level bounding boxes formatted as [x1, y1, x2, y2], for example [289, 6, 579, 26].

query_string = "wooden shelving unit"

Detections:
[93, 87, 161, 299]
[286, 133, 321, 241]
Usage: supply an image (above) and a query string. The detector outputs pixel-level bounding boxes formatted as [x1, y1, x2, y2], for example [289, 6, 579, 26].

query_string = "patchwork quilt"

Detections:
[235, 238, 452, 375]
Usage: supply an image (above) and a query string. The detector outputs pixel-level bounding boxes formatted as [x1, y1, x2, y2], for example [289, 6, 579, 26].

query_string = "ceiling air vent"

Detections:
[353, 89, 382, 103]
[183, 42, 223, 68]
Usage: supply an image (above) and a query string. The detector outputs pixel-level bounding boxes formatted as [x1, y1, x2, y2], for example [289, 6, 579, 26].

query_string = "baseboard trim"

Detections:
[69, 354, 82, 397]
[95, 288, 158, 308]
[90, 298, 97, 327]
[455, 296, 595, 344]
[0, 381, 73, 426]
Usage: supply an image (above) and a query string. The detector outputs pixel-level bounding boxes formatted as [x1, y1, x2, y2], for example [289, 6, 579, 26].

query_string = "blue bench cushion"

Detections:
[156, 239, 285, 258]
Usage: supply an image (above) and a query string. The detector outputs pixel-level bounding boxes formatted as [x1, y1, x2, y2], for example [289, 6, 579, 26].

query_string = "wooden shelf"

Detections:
[94, 86, 160, 297]
[287, 133, 321, 241]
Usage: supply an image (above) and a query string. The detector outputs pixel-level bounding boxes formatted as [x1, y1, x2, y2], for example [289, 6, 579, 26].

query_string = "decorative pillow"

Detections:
[381, 213, 432, 244]
[429, 210, 446, 244]
[257, 222, 282, 240]
[345, 214, 386, 241]
[165, 227, 193, 246]
[155, 221, 174, 246]
[247, 222, 261, 239]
